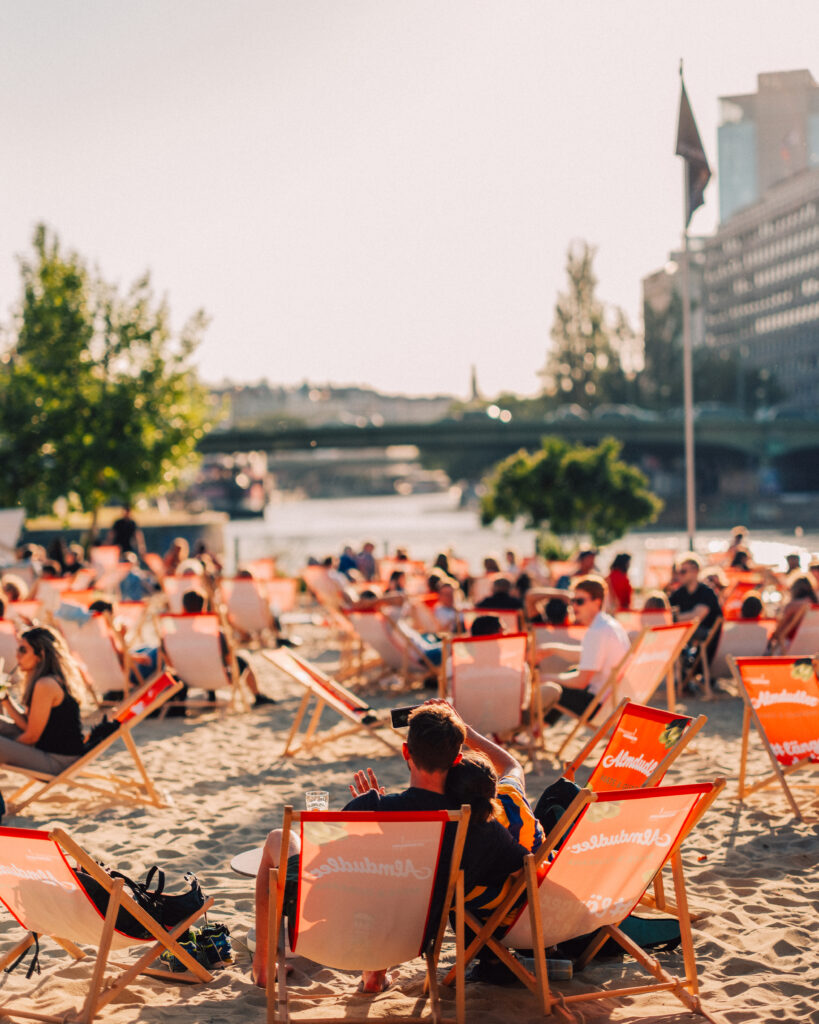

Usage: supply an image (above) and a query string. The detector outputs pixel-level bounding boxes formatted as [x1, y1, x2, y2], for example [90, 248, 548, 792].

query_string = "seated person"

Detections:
[470, 614, 504, 637]
[669, 555, 723, 666]
[179, 591, 274, 706]
[740, 593, 764, 621]
[0, 627, 85, 774]
[476, 576, 522, 612]
[642, 590, 671, 612]
[768, 574, 817, 652]
[432, 580, 463, 633]
[252, 703, 527, 992]
[539, 576, 630, 718]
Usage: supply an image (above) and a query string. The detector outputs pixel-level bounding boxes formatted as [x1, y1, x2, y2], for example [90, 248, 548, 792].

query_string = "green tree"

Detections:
[480, 435, 662, 548]
[0, 225, 214, 524]
[541, 242, 631, 407]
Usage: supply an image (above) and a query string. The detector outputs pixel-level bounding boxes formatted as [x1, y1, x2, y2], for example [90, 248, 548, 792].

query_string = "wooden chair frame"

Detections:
[262, 649, 400, 757]
[342, 609, 439, 689]
[729, 654, 819, 820]
[267, 806, 470, 1024]
[443, 780, 725, 1023]
[0, 827, 213, 1024]
[679, 617, 723, 700]
[158, 612, 250, 713]
[2, 673, 183, 814]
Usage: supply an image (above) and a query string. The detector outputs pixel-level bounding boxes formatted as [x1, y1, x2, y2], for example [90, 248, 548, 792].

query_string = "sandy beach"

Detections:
[0, 624, 817, 1024]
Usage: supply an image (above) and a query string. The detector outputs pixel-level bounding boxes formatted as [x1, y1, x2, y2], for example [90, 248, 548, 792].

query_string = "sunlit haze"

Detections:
[2, 1, 818, 397]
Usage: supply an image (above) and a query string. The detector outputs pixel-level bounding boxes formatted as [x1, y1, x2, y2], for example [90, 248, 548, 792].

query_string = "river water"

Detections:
[223, 490, 819, 580]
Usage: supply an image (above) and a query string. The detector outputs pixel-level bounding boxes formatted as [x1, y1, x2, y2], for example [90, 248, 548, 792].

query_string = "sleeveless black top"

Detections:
[35, 685, 84, 757]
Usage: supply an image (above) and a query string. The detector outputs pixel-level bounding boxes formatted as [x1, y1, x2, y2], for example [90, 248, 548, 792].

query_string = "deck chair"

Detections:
[59, 613, 133, 704]
[5, 601, 44, 629]
[267, 806, 470, 1024]
[244, 556, 277, 580]
[0, 826, 213, 1023]
[157, 613, 248, 711]
[409, 595, 443, 634]
[262, 648, 400, 757]
[220, 577, 277, 646]
[710, 618, 776, 680]
[554, 621, 697, 760]
[342, 608, 438, 687]
[642, 547, 677, 591]
[441, 632, 541, 761]
[785, 604, 819, 656]
[265, 578, 298, 616]
[0, 619, 17, 675]
[614, 607, 673, 637]
[444, 780, 725, 1023]
[679, 617, 723, 700]
[143, 551, 166, 581]
[564, 699, 707, 921]
[729, 655, 819, 820]
[89, 544, 121, 575]
[161, 575, 207, 614]
[3, 672, 184, 814]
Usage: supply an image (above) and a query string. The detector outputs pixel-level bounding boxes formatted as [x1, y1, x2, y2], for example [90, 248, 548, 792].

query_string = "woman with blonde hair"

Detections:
[0, 626, 85, 773]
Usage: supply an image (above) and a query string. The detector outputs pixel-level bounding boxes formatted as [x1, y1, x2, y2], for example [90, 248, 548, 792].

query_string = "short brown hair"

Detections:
[574, 575, 606, 604]
[407, 704, 466, 773]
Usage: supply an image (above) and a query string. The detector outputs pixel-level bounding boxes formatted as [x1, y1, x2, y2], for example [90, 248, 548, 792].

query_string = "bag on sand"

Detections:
[75, 864, 206, 940]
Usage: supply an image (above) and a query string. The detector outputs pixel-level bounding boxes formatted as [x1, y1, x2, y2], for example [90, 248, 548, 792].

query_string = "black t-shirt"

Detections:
[476, 593, 523, 611]
[110, 516, 138, 553]
[343, 787, 527, 919]
[669, 582, 721, 631]
[343, 787, 450, 812]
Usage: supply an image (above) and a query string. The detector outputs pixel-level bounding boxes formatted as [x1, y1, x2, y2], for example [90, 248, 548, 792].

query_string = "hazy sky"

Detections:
[2, 1, 818, 398]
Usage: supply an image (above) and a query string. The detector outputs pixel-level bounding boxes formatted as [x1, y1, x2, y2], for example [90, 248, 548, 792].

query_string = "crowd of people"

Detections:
[0, 516, 816, 996]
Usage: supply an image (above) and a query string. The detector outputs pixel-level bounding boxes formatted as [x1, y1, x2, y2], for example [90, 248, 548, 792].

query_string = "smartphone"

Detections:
[390, 704, 420, 729]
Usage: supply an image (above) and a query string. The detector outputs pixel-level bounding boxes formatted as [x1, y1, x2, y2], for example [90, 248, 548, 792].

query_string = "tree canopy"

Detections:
[0, 225, 214, 520]
[480, 435, 662, 548]
[540, 241, 636, 407]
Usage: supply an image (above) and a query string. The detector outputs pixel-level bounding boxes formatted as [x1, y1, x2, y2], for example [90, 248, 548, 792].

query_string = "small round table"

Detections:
[230, 845, 264, 951]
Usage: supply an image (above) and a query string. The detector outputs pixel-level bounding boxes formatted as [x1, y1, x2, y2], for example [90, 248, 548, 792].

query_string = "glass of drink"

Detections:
[304, 790, 329, 811]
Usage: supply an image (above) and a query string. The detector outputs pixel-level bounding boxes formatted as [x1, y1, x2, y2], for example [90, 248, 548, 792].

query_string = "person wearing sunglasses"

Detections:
[0, 626, 85, 774]
[538, 575, 630, 719]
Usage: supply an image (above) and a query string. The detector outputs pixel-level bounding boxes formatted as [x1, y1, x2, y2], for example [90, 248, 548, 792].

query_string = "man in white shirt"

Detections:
[539, 575, 630, 716]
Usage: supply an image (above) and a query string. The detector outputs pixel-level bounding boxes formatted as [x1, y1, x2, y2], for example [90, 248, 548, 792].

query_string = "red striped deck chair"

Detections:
[89, 545, 120, 575]
[554, 622, 697, 759]
[0, 620, 17, 675]
[161, 575, 207, 614]
[468, 573, 503, 605]
[642, 548, 677, 591]
[614, 607, 673, 637]
[729, 655, 819, 819]
[5, 601, 43, 629]
[409, 594, 443, 634]
[444, 780, 725, 1022]
[59, 613, 132, 704]
[564, 700, 706, 792]
[143, 551, 166, 581]
[264, 578, 298, 616]
[441, 632, 541, 760]
[721, 577, 762, 621]
[115, 600, 150, 646]
[711, 618, 776, 679]
[69, 567, 97, 591]
[267, 806, 470, 1024]
[220, 577, 277, 646]
[563, 699, 707, 922]
[460, 607, 521, 634]
[301, 565, 348, 612]
[342, 609, 437, 687]
[785, 604, 819, 656]
[0, 826, 213, 1024]
[243, 556, 277, 581]
[262, 648, 400, 757]
[3, 672, 184, 814]
[157, 613, 248, 711]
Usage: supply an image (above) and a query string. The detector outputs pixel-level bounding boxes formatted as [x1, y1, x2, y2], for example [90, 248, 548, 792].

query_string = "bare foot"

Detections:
[358, 969, 399, 993]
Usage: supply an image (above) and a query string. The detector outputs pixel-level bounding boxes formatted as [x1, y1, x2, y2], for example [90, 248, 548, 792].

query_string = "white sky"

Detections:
[2, 1, 818, 398]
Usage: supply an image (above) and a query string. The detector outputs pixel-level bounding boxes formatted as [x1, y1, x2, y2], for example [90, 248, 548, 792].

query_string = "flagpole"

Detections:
[678, 59, 697, 552]
[681, 224, 696, 550]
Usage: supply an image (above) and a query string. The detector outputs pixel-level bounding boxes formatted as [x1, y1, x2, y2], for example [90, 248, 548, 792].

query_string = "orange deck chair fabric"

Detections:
[729, 655, 819, 819]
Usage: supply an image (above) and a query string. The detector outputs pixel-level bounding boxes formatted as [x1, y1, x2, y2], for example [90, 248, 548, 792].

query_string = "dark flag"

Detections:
[675, 78, 711, 226]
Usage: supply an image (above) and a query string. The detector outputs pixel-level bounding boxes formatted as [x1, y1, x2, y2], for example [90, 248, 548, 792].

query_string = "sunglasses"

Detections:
[571, 596, 588, 606]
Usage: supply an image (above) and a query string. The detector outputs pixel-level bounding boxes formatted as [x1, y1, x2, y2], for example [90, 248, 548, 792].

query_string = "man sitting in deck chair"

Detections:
[252, 703, 529, 994]
[538, 575, 630, 721]
[178, 590, 274, 707]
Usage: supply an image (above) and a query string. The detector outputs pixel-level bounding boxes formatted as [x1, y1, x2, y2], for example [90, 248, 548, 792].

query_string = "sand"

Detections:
[0, 626, 817, 1024]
